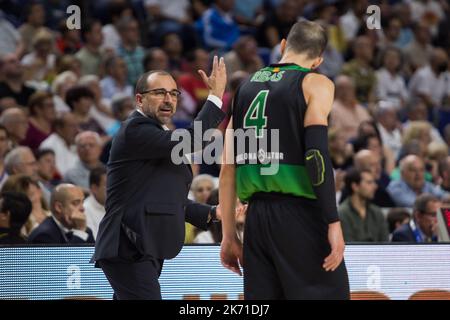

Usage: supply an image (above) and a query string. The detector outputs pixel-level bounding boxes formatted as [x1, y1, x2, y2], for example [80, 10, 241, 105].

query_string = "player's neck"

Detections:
[278, 53, 314, 70]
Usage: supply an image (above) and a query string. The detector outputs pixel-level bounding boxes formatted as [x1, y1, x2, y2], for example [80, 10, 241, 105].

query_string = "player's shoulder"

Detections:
[303, 72, 335, 91]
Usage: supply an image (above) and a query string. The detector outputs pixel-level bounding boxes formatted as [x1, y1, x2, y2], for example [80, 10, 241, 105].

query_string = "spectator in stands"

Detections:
[35, 148, 57, 202]
[341, 36, 377, 104]
[193, 189, 222, 244]
[198, 0, 240, 51]
[143, 47, 170, 72]
[0, 53, 35, 109]
[4, 147, 38, 180]
[22, 91, 56, 152]
[55, 20, 82, 55]
[2, 174, 51, 237]
[224, 35, 263, 79]
[102, 1, 133, 53]
[403, 99, 445, 144]
[0, 192, 32, 244]
[0, 108, 28, 148]
[375, 101, 403, 160]
[19, 1, 50, 54]
[330, 75, 372, 142]
[55, 55, 82, 78]
[21, 29, 56, 84]
[0, 125, 10, 188]
[339, 0, 368, 41]
[438, 156, 450, 193]
[329, 127, 353, 170]
[403, 22, 434, 72]
[117, 16, 145, 86]
[75, 20, 104, 76]
[386, 208, 411, 236]
[185, 174, 215, 244]
[379, 17, 403, 51]
[0, 11, 24, 57]
[402, 121, 433, 161]
[375, 46, 408, 111]
[161, 32, 184, 76]
[28, 184, 94, 244]
[339, 168, 389, 242]
[65, 85, 105, 135]
[392, 193, 440, 242]
[352, 149, 395, 208]
[39, 113, 79, 176]
[177, 48, 210, 119]
[84, 166, 106, 240]
[408, 47, 449, 110]
[51, 70, 78, 115]
[78, 75, 115, 136]
[257, 0, 300, 48]
[387, 155, 444, 208]
[104, 93, 134, 138]
[100, 56, 133, 100]
[64, 131, 103, 190]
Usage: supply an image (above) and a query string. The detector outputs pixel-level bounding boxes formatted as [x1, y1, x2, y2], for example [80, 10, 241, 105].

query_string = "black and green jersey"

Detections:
[232, 63, 317, 201]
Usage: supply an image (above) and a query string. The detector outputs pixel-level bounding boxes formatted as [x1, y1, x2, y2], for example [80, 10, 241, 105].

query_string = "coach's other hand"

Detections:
[198, 55, 227, 100]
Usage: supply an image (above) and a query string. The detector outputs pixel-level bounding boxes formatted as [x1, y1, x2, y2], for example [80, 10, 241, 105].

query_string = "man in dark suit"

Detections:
[92, 56, 227, 299]
[392, 194, 440, 242]
[28, 184, 95, 244]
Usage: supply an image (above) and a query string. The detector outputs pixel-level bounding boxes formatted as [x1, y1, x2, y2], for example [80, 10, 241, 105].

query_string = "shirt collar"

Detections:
[135, 109, 170, 130]
[52, 215, 70, 234]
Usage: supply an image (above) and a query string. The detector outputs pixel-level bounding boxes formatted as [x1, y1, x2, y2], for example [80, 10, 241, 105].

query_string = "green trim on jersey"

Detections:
[236, 164, 317, 201]
[261, 64, 311, 73]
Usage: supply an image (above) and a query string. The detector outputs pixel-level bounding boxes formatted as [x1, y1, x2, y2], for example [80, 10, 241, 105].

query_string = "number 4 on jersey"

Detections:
[244, 90, 269, 138]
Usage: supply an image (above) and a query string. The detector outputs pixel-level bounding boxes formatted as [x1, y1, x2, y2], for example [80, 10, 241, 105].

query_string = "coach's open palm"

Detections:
[221, 236, 243, 276]
[198, 55, 227, 100]
[323, 221, 345, 272]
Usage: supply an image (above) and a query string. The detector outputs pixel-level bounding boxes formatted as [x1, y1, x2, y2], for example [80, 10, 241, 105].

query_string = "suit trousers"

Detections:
[98, 226, 164, 300]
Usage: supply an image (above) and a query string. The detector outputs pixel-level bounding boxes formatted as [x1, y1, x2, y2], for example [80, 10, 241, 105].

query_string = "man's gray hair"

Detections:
[4, 146, 31, 174]
[74, 131, 102, 146]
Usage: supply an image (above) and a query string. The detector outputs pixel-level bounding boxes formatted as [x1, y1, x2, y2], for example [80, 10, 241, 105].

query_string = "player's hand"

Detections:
[323, 221, 345, 272]
[198, 55, 227, 100]
[220, 235, 243, 276]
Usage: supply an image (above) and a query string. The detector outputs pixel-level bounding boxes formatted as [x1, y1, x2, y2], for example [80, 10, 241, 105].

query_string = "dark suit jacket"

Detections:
[391, 221, 439, 243]
[28, 217, 95, 244]
[93, 101, 225, 261]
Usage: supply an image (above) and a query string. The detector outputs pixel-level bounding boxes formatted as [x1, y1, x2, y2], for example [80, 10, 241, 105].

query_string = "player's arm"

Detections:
[303, 73, 345, 272]
[219, 118, 243, 275]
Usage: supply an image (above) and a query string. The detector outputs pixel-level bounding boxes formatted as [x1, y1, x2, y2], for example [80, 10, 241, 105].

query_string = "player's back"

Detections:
[232, 63, 317, 201]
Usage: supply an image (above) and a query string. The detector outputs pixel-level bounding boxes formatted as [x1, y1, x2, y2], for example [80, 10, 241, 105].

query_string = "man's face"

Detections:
[37, 153, 56, 181]
[416, 200, 439, 238]
[137, 74, 179, 125]
[1, 54, 22, 78]
[402, 159, 425, 191]
[112, 58, 128, 80]
[356, 172, 377, 200]
[7, 112, 29, 142]
[59, 114, 79, 145]
[55, 187, 85, 229]
[193, 180, 214, 204]
[88, 22, 103, 47]
[16, 150, 38, 179]
[77, 135, 101, 165]
[40, 97, 56, 123]
[74, 97, 94, 115]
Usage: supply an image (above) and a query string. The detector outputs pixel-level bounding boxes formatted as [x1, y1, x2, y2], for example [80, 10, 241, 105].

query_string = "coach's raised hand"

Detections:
[198, 55, 227, 100]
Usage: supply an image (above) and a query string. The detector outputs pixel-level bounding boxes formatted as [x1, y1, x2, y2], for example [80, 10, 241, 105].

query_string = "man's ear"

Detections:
[135, 94, 143, 107]
[311, 56, 324, 70]
[54, 201, 63, 214]
[280, 39, 287, 58]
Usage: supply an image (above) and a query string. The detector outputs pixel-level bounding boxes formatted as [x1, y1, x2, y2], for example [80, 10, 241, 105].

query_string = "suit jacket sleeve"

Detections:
[184, 199, 211, 231]
[127, 101, 225, 159]
[391, 230, 411, 242]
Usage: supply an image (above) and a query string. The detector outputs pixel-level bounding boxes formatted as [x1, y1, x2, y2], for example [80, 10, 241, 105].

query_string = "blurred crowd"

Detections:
[0, 0, 450, 245]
